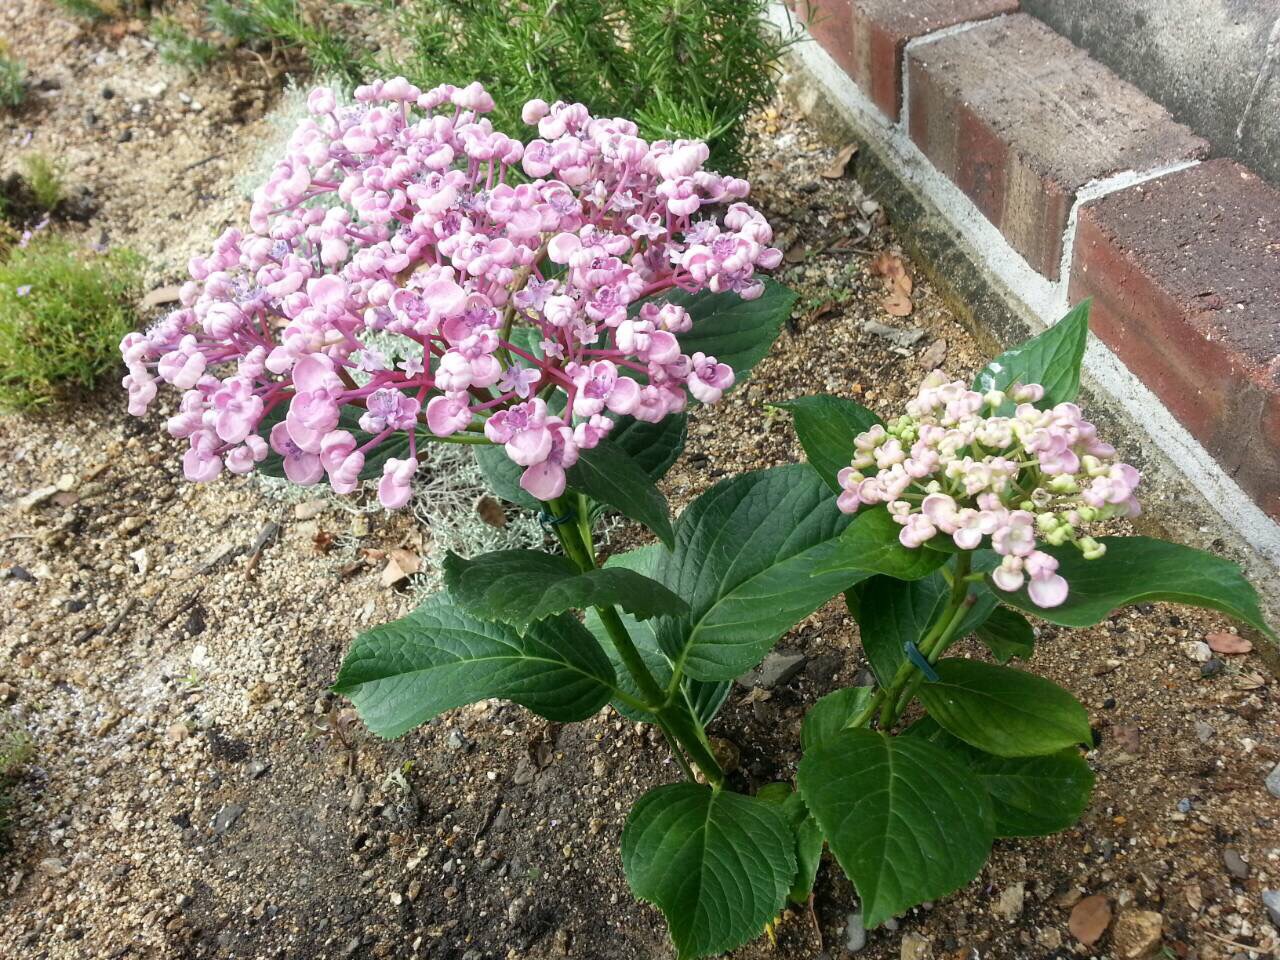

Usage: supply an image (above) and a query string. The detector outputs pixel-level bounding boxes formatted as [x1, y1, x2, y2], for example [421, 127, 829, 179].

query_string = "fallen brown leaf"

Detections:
[1069, 895, 1113, 946]
[920, 338, 948, 370]
[1206, 632, 1252, 654]
[882, 289, 913, 317]
[821, 142, 859, 179]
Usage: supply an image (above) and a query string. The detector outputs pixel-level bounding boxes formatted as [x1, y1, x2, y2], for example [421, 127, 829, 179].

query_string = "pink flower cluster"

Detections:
[836, 371, 1141, 608]
[121, 80, 781, 506]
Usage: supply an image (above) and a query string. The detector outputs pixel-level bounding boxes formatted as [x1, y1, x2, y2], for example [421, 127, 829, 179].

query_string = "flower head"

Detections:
[122, 80, 780, 507]
[836, 373, 1141, 608]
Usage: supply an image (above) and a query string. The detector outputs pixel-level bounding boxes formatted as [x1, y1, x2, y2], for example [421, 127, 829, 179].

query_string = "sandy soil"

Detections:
[1, 5, 1278, 960]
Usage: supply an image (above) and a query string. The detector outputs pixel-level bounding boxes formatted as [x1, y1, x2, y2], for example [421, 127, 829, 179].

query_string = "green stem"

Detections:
[545, 494, 724, 786]
[657, 703, 725, 788]
[845, 552, 975, 733]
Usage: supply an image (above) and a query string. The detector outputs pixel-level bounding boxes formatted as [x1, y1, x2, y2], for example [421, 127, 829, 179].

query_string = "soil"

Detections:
[2, 5, 1279, 960]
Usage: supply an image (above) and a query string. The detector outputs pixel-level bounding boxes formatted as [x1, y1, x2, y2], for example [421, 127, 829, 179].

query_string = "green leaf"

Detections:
[607, 413, 687, 482]
[654, 278, 795, 384]
[258, 402, 418, 482]
[798, 729, 994, 928]
[996, 536, 1276, 641]
[917, 659, 1091, 757]
[904, 718, 1095, 837]
[775, 394, 882, 493]
[849, 570, 998, 686]
[814, 508, 950, 582]
[801, 686, 875, 752]
[442, 549, 687, 630]
[655, 464, 859, 681]
[968, 749, 1094, 838]
[333, 595, 616, 738]
[972, 300, 1090, 409]
[566, 440, 675, 548]
[584, 547, 729, 726]
[975, 606, 1035, 663]
[757, 783, 825, 904]
[622, 782, 796, 960]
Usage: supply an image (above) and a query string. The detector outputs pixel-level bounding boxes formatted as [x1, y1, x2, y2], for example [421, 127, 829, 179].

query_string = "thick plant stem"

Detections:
[657, 703, 725, 788]
[545, 494, 723, 785]
[844, 552, 975, 733]
[596, 604, 668, 707]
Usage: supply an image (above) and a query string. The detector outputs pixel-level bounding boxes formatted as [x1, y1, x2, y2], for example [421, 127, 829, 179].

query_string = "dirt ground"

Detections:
[2, 5, 1279, 960]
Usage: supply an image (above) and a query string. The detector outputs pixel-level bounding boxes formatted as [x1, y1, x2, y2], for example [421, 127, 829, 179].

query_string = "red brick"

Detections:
[907, 14, 1208, 279]
[1069, 159, 1280, 517]
[793, 0, 1018, 120]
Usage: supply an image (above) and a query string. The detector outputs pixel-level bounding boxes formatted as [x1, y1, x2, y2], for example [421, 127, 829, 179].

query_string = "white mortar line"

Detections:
[767, 3, 1280, 569]
[901, 14, 1012, 136]
[1054, 159, 1201, 312]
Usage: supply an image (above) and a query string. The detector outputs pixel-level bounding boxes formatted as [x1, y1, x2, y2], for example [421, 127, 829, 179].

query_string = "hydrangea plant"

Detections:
[122, 81, 1275, 960]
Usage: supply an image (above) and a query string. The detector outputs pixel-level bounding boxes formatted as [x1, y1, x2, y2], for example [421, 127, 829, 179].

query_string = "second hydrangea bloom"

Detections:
[836, 370, 1142, 608]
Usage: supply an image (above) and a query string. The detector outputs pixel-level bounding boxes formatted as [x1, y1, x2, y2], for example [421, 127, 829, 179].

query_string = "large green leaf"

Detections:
[757, 783, 825, 904]
[333, 595, 616, 738]
[567, 441, 675, 548]
[905, 718, 1095, 838]
[969, 749, 1094, 837]
[776, 394, 882, 493]
[622, 782, 795, 960]
[656, 279, 795, 382]
[917, 659, 1091, 757]
[655, 464, 860, 682]
[607, 413, 687, 482]
[442, 549, 687, 630]
[849, 570, 998, 686]
[584, 547, 730, 725]
[814, 508, 950, 582]
[972, 300, 1090, 409]
[798, 729, 994, 928]
[997, 536, 1276, 640]
[975, 606, 1035, 663]
[801, 685, 875, 752]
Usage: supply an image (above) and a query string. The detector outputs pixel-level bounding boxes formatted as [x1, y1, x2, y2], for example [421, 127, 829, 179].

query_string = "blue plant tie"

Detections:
[903, 641, 939, 682]
[538, 510, 574, 528]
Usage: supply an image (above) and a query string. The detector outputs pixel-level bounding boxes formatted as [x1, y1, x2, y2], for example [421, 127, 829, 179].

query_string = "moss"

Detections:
[0, 235, 144, 410]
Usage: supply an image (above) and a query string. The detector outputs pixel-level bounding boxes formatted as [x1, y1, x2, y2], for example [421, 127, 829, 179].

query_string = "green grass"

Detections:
[0, 718, 31, 848]
[208, 0, 370, 83]
[19, 154, 65, 214]
[393, 0, 799, 172]
[54, 0, 110, 20]
[0, 235, 143, 410]
[0, 53, 25, 109]
[152, 17, 223, 72]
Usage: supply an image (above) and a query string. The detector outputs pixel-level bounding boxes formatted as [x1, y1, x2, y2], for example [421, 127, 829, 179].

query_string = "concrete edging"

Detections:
[767, 3, 1280, 622]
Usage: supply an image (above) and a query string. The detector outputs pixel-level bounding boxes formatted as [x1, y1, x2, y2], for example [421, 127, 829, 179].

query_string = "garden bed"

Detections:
[1, 5, 1278, 959]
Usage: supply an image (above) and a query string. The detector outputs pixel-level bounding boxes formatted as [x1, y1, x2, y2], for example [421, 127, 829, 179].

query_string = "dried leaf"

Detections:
[821, 142, 859, 179]
[784, 240, 808, 264]
[882, 289, 913, 317]
[1206, 632, 1252, 655]
[920, 338, 948, 370]
[1184, 884, 1202, 911]
[805, 299, 838, 323]
[475, 495, 507, 529]
[1069, 895, 1112, 946]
